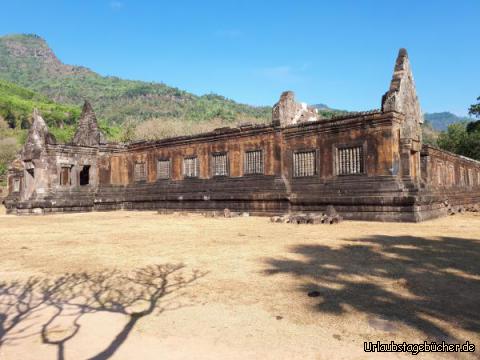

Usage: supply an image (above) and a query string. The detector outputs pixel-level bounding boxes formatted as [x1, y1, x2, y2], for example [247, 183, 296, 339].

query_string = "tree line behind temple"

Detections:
[434, 97, 480, 161]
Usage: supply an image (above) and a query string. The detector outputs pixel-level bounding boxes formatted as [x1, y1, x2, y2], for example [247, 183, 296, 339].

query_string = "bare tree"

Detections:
[0, 264, 206, 360]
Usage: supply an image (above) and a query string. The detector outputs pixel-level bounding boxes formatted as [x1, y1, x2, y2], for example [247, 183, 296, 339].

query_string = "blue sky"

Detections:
[0, 0, 478, 115]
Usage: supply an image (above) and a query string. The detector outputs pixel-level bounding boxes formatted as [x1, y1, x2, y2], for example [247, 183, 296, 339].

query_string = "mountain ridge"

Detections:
[0, 33, 273, 125]
[0, 34, 471, 133]
[424, 112, 473, 131]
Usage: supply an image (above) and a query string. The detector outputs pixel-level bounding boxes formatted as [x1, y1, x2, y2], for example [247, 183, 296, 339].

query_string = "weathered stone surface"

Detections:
[382, 48, 424, 142]
[270, 212, 343, 225]
[4, 49, 480, 222]
[325, 205, 338, 217]
[22, 109, 56, 160]
[72, 101, 105, 147]
[272, 91, 318, 127]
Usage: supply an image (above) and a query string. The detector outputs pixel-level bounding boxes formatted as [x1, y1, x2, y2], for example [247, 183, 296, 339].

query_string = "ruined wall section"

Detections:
[22, 109, 57, 160]
[382, 48, 423, 142]
[93, 112, 420, 220]
[421, 146, 480, 191]
[416, 146, 480, 219]
[5, 105, 480, 221]
[280, 111, 417, 220]
[72, 101, 105, 147]
[4, 105, 109, 214]
[282, 111, 403, 180]
[4, 49, 480, 221]
[93, 125, 289, 214]
[272, 91, 319, 127]
[382, 49, 424, 183]
[17, 109, 56, 201]
[102, 125, 280, 186]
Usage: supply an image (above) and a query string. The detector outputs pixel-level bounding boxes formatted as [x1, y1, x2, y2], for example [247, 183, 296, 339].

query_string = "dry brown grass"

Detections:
[0, 209, 479, 359]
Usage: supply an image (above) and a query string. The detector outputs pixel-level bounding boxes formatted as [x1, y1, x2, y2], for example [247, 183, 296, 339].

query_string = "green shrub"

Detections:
[437, 121, 480, 160]
[0, 137, 20, 177]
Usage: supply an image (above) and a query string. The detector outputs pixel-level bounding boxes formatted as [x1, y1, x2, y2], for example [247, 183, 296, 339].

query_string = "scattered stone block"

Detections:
[269, 209, 342, 225]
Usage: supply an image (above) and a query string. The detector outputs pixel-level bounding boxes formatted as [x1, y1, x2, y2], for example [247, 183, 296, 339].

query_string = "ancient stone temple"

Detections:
[4, 49, 480, 221]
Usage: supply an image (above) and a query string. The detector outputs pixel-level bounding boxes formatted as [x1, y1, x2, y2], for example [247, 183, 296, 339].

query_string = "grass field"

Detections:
[0, 208, 479, 359]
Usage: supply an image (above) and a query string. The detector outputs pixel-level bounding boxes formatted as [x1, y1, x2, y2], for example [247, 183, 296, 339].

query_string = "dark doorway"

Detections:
[80, 165, 90, 186]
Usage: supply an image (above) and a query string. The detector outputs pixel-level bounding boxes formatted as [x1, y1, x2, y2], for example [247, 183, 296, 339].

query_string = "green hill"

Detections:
[0, 78, 124, 145]
[424, 112, 473, 131]
[0, 80, 80, 180]
[0, 79, 125, 180]
[0, 33, 271, 125]
[0, 78, 80, 129]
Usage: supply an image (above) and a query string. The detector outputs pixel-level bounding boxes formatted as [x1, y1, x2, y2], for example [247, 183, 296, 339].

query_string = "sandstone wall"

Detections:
[4, 49, 480, 221]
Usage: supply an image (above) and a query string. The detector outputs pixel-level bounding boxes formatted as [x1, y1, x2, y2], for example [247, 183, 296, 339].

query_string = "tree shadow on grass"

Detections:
[0, 264, 206, 360]
[263, 235, 480, 341]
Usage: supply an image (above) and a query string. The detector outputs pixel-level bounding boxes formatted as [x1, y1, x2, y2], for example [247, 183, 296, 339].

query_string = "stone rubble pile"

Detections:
[466, 204, 480, 212]
[445, 202, 480, 215]
[203, 208, 250, 218]
[270, 206, 343, 225]
[157, 209, 251, 217]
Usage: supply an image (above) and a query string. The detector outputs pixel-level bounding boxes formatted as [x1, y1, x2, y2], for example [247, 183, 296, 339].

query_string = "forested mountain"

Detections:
[424, 112, 473, 131]
[0, 78, 80, 129]
[0, 34, 271, 125]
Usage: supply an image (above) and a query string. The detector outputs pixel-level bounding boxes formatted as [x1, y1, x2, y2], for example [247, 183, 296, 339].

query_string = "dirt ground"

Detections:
[0, 207, 479, 360]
